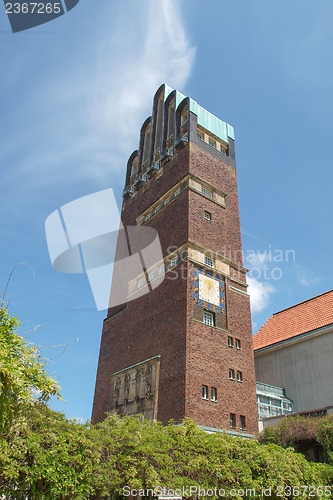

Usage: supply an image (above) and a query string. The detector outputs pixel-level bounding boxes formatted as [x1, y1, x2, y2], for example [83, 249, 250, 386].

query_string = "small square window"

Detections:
[230, 413, 236, 428]
[204, 211, 211, 221]
[240, 415, 246, 430]
[228, 336, 234, 348]
[209, 138, 216, 149]
[148, 272, 154, 282]
[236, 339, 241, 350]
[202, 385, 208, 400]
[164, 197, 170, 205]
[171, 256, 178, 267]
[229, 369, 235, 380]
[159, 264, 165, 275]
[211, 387, 217, 402]
[204, 256, 214, 268]
[203, 310, 215, 326]
[237, 371, 243, 383]
[138, 278, 144, 289]
[197, 131, 204, 140]
[174, 188, 180, 196]
[202, 187, 213, 198]
[220, 145, 227, 155]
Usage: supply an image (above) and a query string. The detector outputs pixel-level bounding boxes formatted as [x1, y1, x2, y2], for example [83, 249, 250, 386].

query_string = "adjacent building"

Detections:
[254, 290, 333, 416]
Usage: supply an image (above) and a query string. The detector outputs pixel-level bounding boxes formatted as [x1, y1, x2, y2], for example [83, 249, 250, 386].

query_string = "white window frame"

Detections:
[159, 264, 165, 275]
[204, 211, 211, 221]
[236, 339, 241, 350]
[229, 369, 235, 380]
[202, 385, 209, 400]
[209, 137, 216, 149]
[202, 187, 213, 198]
[203, 310, 214, 326]
[228, 336, 234, 348]
[174, 188, 180, 197]
[211, 387, 217, 402]
[204, 256, 214, 268]
[138, 278, 144, 289]
[237, 371, 243, 383]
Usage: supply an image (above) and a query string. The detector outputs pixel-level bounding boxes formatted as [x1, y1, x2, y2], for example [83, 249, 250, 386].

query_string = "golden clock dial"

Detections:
[198, 274, 220, 306]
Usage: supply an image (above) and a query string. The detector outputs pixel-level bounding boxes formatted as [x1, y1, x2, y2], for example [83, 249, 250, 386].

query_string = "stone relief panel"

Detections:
[109, 356, 160, 421]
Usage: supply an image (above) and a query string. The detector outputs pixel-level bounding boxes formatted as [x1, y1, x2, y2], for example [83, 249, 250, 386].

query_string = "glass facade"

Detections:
[256, 382, 294, 419]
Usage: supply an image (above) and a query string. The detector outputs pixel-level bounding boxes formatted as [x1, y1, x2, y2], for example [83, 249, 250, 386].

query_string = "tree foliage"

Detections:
[1, 409, 332, 499]
[1, 306, 333, 498]
[259, 414, 333, 465]
[0, 306, 62, 436]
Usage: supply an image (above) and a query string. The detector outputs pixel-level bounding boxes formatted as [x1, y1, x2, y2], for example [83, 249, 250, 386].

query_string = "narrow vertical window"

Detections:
[236, 339, 241, 350]
[240, 415, 246, 430]
[228, 336, 234, 348]
[202, 385, 208, 400]
[237, 371, 243, 383]
[211, 387, 217, 402]
[171, 256, 178, 267]
[230, 413, 236, 428]
[229, 369, 235, 380]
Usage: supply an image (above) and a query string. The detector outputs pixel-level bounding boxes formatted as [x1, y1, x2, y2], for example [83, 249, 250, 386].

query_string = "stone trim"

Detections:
[136, 173, 226, 227]
[230, 285, 249, 296]
[112, 354, 161, 376]
[127, 241, 248, 298]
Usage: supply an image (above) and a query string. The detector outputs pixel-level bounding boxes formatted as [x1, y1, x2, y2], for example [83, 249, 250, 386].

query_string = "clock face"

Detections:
[198, 274, 220, 306]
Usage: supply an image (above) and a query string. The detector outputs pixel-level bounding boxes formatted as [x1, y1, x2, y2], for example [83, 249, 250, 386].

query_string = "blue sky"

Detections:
[1, 0, 332, 422]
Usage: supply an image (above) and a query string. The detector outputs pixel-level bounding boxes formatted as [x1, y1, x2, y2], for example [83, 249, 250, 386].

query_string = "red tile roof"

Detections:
[253, 290, 333, 351]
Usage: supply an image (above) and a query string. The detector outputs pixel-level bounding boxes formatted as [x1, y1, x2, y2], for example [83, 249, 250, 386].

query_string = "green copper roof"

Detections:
[156, 84, 235, 143]
[189, 98, 234, 143]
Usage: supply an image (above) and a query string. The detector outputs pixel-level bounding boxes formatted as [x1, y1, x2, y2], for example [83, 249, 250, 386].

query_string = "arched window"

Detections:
[126, 151, 138, 187]
[141, 123, 151, 171]
[180, 104, 189, 138]
[153, 92, 164, 161]
[130, 157, 138, 182]
[166, 97, 175, 149]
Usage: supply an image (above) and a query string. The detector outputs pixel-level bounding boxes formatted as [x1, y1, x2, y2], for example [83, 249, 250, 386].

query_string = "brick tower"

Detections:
[92, 85, 258, 436]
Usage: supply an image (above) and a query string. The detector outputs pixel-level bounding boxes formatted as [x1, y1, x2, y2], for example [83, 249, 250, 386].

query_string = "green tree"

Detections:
[0, 306, 62, 436]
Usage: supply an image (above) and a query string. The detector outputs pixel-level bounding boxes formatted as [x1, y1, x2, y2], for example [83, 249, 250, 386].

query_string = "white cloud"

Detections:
[245, 250, 270, 269]
[247, 276, 275, 313]
[90, 0, 196, 171]
[0, 0, 196, 200]
[295, 266, 320, 287]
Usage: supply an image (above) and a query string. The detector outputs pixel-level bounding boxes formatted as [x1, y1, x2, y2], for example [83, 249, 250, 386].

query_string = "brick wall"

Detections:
[92, 137, 258, 434]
